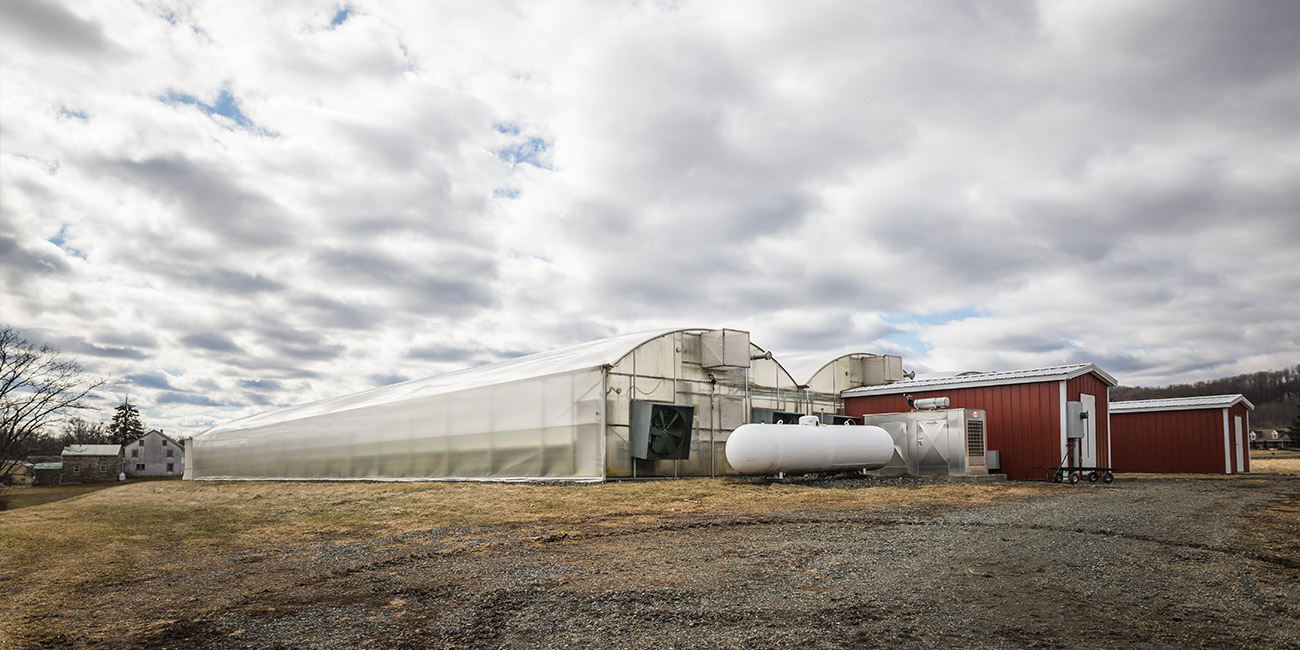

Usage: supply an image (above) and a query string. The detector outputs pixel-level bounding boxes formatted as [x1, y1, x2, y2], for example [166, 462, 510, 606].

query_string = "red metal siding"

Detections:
[1110, 408, 1236, 474]
[845, 381, 1064, 481]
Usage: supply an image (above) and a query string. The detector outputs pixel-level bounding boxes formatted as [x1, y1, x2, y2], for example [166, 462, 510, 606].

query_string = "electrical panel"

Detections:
[1066, 401, 1087, 439]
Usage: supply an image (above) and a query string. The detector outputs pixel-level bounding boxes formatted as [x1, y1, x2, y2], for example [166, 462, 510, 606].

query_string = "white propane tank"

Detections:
[725, 420, 893, 476]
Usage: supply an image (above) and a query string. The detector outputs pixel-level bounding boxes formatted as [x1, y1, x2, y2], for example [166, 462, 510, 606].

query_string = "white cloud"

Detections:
[2, 0, 1298, 435]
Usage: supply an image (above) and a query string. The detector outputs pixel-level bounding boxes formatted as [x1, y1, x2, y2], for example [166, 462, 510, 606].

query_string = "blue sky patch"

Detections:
[493, 188, 521, 199]
[162, 88, 261, 131]
[59, 108, 88, 120]
[495, 136, 551, 168]
[49, 226, 86, 259]
[330, 7, 352, 28]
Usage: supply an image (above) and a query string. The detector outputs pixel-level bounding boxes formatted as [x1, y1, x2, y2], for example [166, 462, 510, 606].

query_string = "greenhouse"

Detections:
[779, 352, 906, 421]
[189, 327, 894, 481]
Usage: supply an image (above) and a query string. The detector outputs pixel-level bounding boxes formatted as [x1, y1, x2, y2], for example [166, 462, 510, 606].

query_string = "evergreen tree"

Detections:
[1288, 402, 1300, 441]
[107, 399, 145, 445]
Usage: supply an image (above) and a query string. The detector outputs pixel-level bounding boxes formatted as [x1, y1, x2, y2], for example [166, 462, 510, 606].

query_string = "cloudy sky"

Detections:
[3, 0, 1298, 435]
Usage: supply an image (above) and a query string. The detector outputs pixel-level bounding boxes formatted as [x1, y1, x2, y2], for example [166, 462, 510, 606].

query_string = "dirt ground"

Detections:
[11, 475, 1300, 649]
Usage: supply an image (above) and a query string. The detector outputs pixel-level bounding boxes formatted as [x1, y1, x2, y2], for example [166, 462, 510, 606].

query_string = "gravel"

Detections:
[39, 476, 1300, 649]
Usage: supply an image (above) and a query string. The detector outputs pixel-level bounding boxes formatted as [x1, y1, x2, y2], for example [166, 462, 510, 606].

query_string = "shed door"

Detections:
[1080, 394, 1098, 468]
[1234, 416, 1244, 474]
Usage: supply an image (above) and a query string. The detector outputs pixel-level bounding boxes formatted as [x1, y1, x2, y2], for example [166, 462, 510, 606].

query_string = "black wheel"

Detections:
[1068, 472, 1080, 484]
[1088, 471, 1099, 483]
[1053, 471, 1064, 483]
[1103, 472, 1114, 484]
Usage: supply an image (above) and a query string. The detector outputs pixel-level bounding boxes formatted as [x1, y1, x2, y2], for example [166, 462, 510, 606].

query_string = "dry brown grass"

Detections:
[0, 477, 1046, 647]
[1249, 456, 1300, 475]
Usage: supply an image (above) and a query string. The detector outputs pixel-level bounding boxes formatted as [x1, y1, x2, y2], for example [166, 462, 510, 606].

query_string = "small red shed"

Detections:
[1109, 395, 1253, 474]
[842, 364, 1118, 481]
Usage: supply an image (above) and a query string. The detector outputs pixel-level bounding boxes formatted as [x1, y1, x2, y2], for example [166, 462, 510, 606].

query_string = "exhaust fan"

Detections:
[630, 401, 695, 460]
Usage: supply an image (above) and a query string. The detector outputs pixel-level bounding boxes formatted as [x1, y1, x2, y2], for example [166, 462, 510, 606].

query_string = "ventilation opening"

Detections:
[966, 420, 985, 458]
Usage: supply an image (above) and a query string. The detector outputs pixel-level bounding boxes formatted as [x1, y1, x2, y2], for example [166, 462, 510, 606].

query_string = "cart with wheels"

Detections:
[1048, 466, 1115, 484]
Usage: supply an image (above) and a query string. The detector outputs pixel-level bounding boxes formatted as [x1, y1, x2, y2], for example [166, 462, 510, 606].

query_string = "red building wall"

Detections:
[844, 372, 1113, 481]
[1110, 405, 1251, 474]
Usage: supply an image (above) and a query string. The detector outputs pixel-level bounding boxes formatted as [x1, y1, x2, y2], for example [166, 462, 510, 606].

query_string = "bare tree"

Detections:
[1, 326, 106, 480]
[61, 417, 110, 445]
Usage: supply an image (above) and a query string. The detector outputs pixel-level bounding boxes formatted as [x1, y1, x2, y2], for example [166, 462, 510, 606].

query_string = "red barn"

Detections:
[842, 364, 1117, 481]
[1109, 395, 1253, 474]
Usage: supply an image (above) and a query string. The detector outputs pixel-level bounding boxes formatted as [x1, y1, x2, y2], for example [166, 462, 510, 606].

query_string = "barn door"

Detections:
[1080, 394, 1098, 468]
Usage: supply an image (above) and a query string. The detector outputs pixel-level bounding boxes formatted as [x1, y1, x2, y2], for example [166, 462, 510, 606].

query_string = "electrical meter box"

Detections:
[1066, 401, 1087, 439]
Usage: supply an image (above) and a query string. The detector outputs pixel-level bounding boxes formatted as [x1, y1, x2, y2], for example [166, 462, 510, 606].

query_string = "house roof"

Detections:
[135, 430, 184, 447]
[62, 444, 123, 456]
[842, 363, 1118, 397]
[32, 462, 63, 470]
[1110, 394, 1255, 413]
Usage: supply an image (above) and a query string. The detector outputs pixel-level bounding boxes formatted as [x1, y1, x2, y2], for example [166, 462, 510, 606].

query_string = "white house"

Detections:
[124, 430, 184, 478]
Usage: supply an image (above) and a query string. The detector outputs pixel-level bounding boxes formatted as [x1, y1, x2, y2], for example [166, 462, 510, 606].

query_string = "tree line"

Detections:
[1111, 364, 1300, 430]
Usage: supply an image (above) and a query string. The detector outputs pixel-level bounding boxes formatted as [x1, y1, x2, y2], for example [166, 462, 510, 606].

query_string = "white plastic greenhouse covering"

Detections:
[189, 328, 809, 482]
[189, 330, 679, 482]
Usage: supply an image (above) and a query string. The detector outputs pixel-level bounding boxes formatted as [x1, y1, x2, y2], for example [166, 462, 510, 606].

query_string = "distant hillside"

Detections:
[1111, 365, 1300, 429]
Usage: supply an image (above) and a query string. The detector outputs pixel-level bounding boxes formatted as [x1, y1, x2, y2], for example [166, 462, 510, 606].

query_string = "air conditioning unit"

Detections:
[859, 409, 988, 476]
[630, 401, 695, 460]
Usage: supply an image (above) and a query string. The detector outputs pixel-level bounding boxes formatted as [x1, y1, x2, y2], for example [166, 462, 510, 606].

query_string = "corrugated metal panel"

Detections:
[1111, 407, 1234, 474]
[843, 363, 1117, 396]
[845, 381, 1062, 481]
[1111, 394, 1254, 413]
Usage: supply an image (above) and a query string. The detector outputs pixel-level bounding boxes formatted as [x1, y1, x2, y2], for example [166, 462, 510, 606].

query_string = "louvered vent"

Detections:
[966, 419, 985, 458]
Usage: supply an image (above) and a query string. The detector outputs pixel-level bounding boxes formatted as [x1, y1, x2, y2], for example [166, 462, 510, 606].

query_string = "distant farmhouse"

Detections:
[1, 460, 34, 486]
[124, 430, 184, 478]
[1250, 429, 1293, 450]
[60, 445, 124, 483]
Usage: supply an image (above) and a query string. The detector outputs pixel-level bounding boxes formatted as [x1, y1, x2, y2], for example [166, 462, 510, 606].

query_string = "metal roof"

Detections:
[62, 444, 123, 456]
[32, 462, 63, 470]
[1110, 394, 1255, 413]
[841, 363, 1118, 397]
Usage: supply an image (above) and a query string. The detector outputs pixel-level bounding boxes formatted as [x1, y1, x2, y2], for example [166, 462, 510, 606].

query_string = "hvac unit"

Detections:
[701, 329, 752, 369]
[630, 401, 696, 460]
[859, 408, 988, 476]
[816, 413, 861, 426]
[862, 355, 904, 385]
[751, 407, 805, 425]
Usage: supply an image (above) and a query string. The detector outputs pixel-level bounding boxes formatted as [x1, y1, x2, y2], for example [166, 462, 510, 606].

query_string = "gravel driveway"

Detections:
[57, 476, 1300, 649]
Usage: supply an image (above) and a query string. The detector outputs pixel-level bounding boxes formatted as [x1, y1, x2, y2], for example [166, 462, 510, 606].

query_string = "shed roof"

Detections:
[842, 363, 1117, 397]
[32, 462, 63, 470]
[200, 328, 765, 437]
[62, 444, 122, 456]
[1110, 394, 1255, 413]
